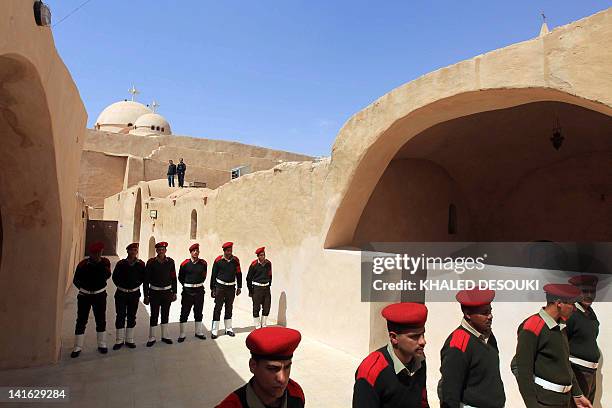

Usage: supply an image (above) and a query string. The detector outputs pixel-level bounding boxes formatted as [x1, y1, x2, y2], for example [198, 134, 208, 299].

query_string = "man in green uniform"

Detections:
[439, 289, 505, 408]
[567, 275, 600, 406]
[352, 302, 429, 408]
[513, 283, 592, 408]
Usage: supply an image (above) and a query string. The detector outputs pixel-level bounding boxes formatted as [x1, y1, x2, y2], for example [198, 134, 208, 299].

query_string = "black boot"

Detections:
[195, 333, 206, 340]
[177, 336, 186, 343]
[70, 350, 81, 358]
[125, 342, 136, 349]
[112, 342, 123, 351]
[161, 338, 173, 345]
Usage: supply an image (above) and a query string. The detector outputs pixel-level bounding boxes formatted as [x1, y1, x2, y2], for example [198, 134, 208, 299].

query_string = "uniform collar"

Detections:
[386, 342, 423, 377]
[539, 308, 566, 330]
[461, 318, 489, 343]
[246, 378, 287, 408]
[575, 302, 587, 313]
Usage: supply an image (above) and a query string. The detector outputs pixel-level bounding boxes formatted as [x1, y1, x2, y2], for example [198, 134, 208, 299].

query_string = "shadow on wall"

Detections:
[277, 291, 287, 326]
[148, 236, 156, 259]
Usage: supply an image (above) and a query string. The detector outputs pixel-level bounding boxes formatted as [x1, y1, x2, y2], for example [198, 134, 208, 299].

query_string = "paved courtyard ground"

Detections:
[0, 258, 358, 407]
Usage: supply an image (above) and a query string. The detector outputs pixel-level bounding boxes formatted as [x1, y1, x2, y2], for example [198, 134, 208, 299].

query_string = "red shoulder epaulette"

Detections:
[233, 255, 240, 262]
[250, 259, 258, 266]
[523, 315, 545, 336]
[214, 255, 223, 263]
[199, 259, 207, 266]
[180, 259, 190, 267]
[287, 379, 305, 402]
[449, 328, 470, 352]
[215, 392, 242, 408]
[77, 259, 88, 268]
[356, 351, 389, 387]
[137, 259, 145, 266]
[101, 257, 110, 265]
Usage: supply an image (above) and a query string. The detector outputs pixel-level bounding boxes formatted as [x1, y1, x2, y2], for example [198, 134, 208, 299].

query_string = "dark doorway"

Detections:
[85, 220, 118, 256]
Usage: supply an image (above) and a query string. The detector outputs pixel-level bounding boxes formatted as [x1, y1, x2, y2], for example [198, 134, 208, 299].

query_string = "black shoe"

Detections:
[112, 343, 123, 351]
[98, 347, 108, 354]
[146, 340, 156, 347]
[161, 338, 173, 345]
[195, 334, 206, 340]
[70, 350, 81, 358]
[177, 336, 186, 343]
[125, 342, 136, 349]
[226, 331, 235, 337]
[211, 333, 218, 339]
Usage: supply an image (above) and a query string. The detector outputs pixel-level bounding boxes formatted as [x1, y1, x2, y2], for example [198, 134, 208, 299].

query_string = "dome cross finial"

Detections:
[128, 85, 140, 101]
[151, 100, 160, 113]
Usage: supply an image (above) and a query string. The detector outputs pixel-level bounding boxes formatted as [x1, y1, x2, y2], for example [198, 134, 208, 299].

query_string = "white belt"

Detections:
[216, 279, 236, 286]
[184, 283, 204, 288]
[116, 286, 140, 293]
[534, 376, 572, 393]
[570, 356, 599, 369]
[252, 282, 270, 287]
[79, 287, 106, 295]
[150, 285, 172, 291]
[459, 404, 476, 408]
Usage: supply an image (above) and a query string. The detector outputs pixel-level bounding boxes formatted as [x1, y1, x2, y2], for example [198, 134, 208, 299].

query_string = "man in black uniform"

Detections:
[112, 242, 145, 350]
[71, 241, 111, 358]
[353, 302, 429, 408]
[167, 160, 177, 187]
[216, 327, 305, 408]
[178, 243, 207, 342]
[246, 246, 272, 329]
[177, 158, 187, 188]
[439, 289, 505, 408]
[567, 275, 600, 406]
[210, 241, 242, 339]
[513, 283, 592, 408]
[144, 241, 177, 347]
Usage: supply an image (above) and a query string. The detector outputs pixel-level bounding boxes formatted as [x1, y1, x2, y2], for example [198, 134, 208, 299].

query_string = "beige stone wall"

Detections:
[0, 0, 87, 369]
[80, 129, 314, 207]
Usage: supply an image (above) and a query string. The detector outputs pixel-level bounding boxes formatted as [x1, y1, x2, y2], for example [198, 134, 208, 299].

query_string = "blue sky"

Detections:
[50, 1, 609, 156]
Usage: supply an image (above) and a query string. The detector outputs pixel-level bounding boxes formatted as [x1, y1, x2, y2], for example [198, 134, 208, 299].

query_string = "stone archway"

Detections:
[325, 89, 612, 249]
[0, 54, 64, 368]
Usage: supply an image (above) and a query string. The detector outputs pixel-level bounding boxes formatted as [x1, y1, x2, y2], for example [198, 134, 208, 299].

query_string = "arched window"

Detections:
[127, 123, 133, 127]
[150, 125, 155, 130]
[156, 126, 160, 131]
[161, 127, 165, 132]
[190, 209, 197, 239]
[448, 204, 457, 234]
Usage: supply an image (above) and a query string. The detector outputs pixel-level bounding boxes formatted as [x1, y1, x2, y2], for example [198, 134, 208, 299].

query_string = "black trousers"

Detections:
[570, 364, 597, 405]
[252, 286, 271, 317]
[149, 289, 173, 326]
[115, 290, 140, 329]
[213, 285, 235, 320]
[177, 172, 185, 187]
[180, 287, 204, 322]
[75, 292, 107, 334]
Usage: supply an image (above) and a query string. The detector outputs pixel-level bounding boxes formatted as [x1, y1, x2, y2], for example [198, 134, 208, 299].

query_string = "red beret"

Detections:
[246, 327, 301, 360]
[544, 283, 581, 300]
[88, 241, 104, 253]
[155, 241, 168, 249]
[381, 303, 428, 329]
[456, 289, 495, 307]
[126, 242, 139, 251]
[222, 242, 233, 249]
[189, 243, 200, 252]
[568, 275, 599, 288]
[255, 246, 265, 255]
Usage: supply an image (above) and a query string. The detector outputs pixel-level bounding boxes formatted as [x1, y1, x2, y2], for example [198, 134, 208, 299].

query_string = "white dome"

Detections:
[95, 101, 152, 129]
[131, 113, 171, 135]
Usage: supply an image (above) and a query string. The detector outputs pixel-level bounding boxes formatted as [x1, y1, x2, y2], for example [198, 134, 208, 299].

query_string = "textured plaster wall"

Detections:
[0, 0, 87, 369]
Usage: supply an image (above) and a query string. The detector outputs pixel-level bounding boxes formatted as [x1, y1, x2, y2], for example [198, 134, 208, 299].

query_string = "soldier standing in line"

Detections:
[143, 241, 177, 347]
[210, 241, 242, 339]
[71, 241, 111, 358]
[567, 275, 601, 407]
[438, 289, 505, 408]
[513, 283, 592, 408]
[352, 302, 429, 408]
[178, 243, 207, 342]
[216, 327, 305, 408]
[112, 242, 145, 350]
[246, 246, 272, 329]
